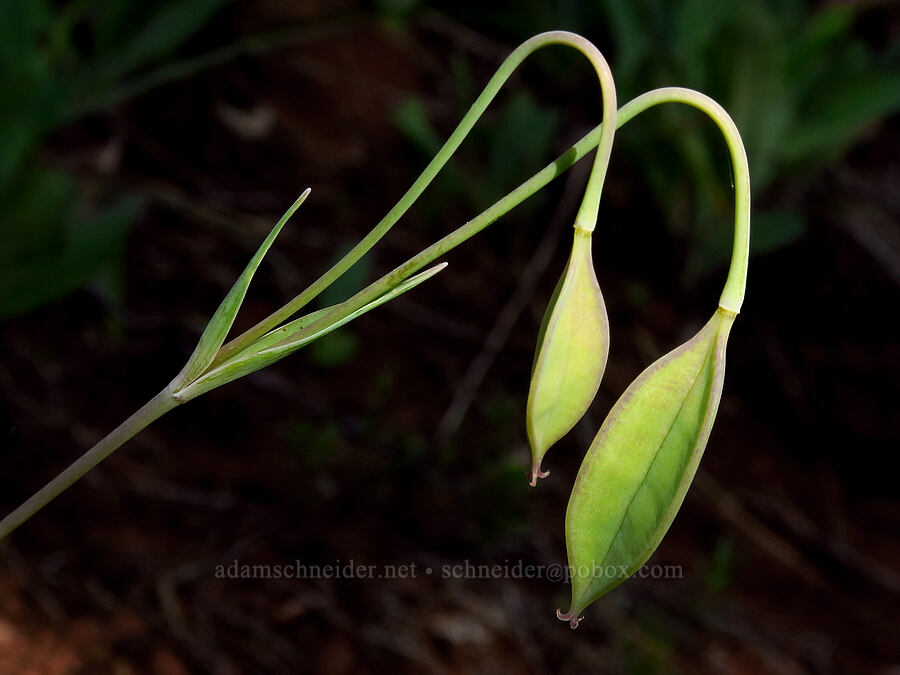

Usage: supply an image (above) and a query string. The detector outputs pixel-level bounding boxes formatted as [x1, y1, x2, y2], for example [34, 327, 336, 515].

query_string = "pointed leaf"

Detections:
[171, 189, 310, 389]
[174, 263, 448, 401]
[559, 308, 735, 627]
[526, 230, 609, 485]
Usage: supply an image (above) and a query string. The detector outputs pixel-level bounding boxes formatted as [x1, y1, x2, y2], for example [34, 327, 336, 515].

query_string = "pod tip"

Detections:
[556, 607, 582, 629]
[529, 463, 550, 487]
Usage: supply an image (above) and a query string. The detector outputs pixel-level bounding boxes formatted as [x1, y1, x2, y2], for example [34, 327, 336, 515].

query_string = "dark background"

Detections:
[1, 1, 898, 673]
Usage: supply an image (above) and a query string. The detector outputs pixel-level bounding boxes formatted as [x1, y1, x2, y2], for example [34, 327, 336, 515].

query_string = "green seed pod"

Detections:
[526, 229, 609, 486]
[559, 308, 736, 627]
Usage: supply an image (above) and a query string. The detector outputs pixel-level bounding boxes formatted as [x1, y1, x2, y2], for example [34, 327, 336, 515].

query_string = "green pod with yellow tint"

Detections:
[559, 307, 736, 627]
[526, 229, 609, 486]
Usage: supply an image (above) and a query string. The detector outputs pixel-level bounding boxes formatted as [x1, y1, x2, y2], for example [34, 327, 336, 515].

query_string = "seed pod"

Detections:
[558, 308, 735, 627]
[526, 229, 609, 486]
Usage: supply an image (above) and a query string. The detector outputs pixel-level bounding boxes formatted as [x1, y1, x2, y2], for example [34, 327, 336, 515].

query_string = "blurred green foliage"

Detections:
[392, 87, 559, 223]
[598, 0, 900, 281]
[702, 537, 735, 595]
[5, 0, 897, 318]
[0, 0, 230, 319]
[424, 0, 900, 281]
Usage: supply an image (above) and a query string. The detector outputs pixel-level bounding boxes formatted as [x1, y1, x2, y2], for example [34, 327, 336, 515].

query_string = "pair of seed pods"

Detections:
[526, 228, 735, 627]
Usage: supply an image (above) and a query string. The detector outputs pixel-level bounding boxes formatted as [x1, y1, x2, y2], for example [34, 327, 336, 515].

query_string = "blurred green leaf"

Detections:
[598, 0, 648, 80]
[748, 209, 806, 255]
[685, 207, 806, 284]
[0, 167, 75, 263]
[0, 0, 235, 319]
[308, 329, 360, 369]
[784, 71, 900, 163]
[485, 91, 558, 201]
[0, 0, 63, 188]
[375, 0, 421, 25]
[0, 170, 142, 319]
[75, 0, 232, 100]
[392, 97, 442, 156]
[318, 243, 373, 308]
[703, 537, 735, 594]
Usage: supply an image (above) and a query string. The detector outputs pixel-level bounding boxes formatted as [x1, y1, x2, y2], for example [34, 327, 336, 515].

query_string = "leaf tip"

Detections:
[284, 188, 312, 219]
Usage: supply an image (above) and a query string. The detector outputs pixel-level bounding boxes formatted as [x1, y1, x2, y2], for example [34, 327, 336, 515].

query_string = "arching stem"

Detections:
[265, 87, 750, 352]
[212, 30, 617, 366]
[617, 87, 750, 313]
[0, 84, 749, 540]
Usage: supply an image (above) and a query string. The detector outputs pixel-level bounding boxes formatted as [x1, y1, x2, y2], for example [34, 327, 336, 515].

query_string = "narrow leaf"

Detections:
[559, 308, 735, 627]
[226, 306, 334, 362]
[174, 263, 447, 401]
[171, 188, 310, 390]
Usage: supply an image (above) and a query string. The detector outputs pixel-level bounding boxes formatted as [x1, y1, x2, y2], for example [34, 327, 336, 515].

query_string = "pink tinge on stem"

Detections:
[529, 462, 550, 487]
[556, 607, 582, 629]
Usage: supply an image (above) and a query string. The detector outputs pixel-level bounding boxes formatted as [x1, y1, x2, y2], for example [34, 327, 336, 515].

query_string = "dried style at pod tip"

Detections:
[0, 31, 751, 628]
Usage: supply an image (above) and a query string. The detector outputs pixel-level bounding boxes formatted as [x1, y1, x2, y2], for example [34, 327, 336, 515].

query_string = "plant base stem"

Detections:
[0, 389, 180, 540]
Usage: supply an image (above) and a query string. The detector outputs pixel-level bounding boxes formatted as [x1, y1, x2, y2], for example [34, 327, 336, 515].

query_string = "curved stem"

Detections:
[617, 88, 750, 312]
[262, 87, 750, 351]
[0, 87, 748, 540]
[213, 30, 616, 366]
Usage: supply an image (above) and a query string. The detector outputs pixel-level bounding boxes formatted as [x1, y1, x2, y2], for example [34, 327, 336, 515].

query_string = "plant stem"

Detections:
[257, 87, 750, 352]
[620, 88, 750, 313]
[0, 389, 180, 540]
[212, 30, 617, 367]
[0, 86, 749, 540]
